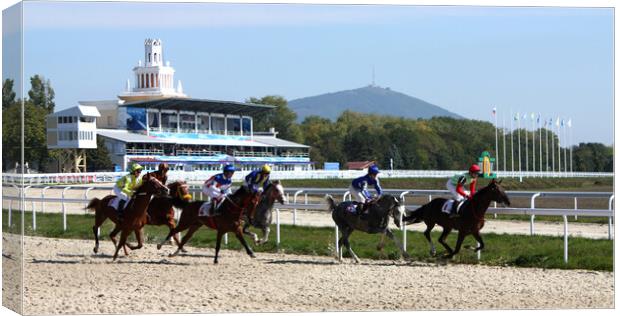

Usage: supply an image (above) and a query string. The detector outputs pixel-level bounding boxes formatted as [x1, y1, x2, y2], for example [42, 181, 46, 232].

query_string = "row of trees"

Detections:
[249, 96, 613, 172]
[2, 77, 113, 172]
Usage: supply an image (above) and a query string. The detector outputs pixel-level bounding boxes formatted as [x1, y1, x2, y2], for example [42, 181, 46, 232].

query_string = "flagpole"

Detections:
[532, 113, 535, 173]
[539, 114, 543, 175]
[510, 109, 514, 174]
[569, 119, 573, 174]
[503, 112, 507, 173]
[494, 107, 498, 172]
[517, 113, 522, 178]
[557, 118, 561, 175]
[563, 121, 567, 174]
[525, 114, 529, 173]
[551, 118, 555, 174]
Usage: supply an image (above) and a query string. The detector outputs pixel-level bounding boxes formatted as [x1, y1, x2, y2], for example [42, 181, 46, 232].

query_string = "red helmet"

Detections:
[469, 164, 481, 173]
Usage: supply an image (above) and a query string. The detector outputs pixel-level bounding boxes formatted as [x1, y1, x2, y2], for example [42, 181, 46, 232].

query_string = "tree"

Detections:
[3, 78, 16, 109]
[28, 75, 55, 113]
[86, 136, 114, 171]
[247, 95, 302, 142]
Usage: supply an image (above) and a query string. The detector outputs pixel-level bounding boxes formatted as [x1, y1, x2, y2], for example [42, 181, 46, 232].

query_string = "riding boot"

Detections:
[358, 202, 370, 220]
[117, 199, 126, 223]
[449, 200, 460, 219]
[212, 201, 223, 216]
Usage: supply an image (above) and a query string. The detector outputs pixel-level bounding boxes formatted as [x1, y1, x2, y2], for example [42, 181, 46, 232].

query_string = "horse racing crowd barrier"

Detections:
[2, 185, 614, 264]
[2, 169, 613, 185]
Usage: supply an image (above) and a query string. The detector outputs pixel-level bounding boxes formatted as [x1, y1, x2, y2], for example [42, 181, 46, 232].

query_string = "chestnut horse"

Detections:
[403, 179, 511, 258]
[157, 185, 260, 264]
[86, 180, 189, 254]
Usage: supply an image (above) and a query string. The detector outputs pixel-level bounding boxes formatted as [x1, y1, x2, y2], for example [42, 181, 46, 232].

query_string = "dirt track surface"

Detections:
[12, 235, 613, 314]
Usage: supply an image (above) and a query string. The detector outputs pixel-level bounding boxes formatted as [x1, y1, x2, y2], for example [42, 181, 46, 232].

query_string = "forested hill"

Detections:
[288, 85, 462, 122]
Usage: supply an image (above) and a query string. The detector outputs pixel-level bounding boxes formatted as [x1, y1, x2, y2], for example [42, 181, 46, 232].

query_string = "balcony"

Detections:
[126, 148, 164, 155]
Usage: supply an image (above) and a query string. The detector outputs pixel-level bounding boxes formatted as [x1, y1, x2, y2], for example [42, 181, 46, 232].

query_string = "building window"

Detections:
[242, 117, 252, 135]
[180, 113, 195, 132]
[197, 114, 209, 132]
[148, 53, 151, 62]
[156, 74, 159, 87]
[161, 112, 178, 132]
[210, 116, 225, 134]
[150, 74, 154, 88]
[154, 53, 157, 63]
[148, 111, 160, 129]
[227, 116, 241, 135]
[141, 74, 145, 88]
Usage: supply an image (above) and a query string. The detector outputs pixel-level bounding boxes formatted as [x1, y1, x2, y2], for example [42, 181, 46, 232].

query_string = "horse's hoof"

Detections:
[156, 244, 162, 250]
[93, 247, 98, 254]
[180, 248, 188, 253]
[214, 260, 219, 265]
[249, 253, 256, 258]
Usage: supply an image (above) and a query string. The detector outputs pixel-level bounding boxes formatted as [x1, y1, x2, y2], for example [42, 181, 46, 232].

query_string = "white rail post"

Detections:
[477, 242, 481, 261]
[530, 193, 541, 235]
[293, 190, 303, 226]
[276, 208, 281, 248]
[563, 215, 569, 264]
[224, 233, 228, 245]
[40, 186, 51, 231]
[608, 195, 614, 240]
[62, 186, 72, 231]
[304, 193, 308, 212]
[8, 199, 13, 228]
[493, 201, 497, 218]
[399, 191, 411, 251]
[428, 194, 432, 202]
[573, 197, 578, 220]
[334, 224, 340, 257]
[24, 186, 32, 230]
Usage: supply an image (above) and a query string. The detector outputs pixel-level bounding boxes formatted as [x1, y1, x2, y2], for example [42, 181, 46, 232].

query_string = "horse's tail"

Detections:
[325, 194, 337, 212]
[84, 198, 101, 212]
[402, 204, 426, 225]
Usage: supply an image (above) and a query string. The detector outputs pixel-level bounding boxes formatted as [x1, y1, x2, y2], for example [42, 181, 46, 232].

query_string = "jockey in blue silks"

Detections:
[244, 164, 272, 194]
[348, 165, 382, 216]
[202, 164, 236, 216]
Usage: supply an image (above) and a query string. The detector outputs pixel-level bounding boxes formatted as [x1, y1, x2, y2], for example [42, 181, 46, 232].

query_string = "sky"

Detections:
[1, 0, 614, 145]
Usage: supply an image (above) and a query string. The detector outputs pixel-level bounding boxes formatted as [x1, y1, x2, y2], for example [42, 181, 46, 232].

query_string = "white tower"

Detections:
[118, 38, 188, 102]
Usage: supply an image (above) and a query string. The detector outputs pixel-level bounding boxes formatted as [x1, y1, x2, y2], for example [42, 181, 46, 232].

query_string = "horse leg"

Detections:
[376, 234, 386, 253]
[448, 232, 467, 259]
[168, 221, 186, 252]
[170, 223, 201, 257]
[108, 225, 130, 256]
[235, 228, 256, 258]
[92, 209, 107, 254]
[242, 222, 259, 245]
[214, 231, 224, 264]
[158, 217, 192, 250]
[259, 226, 270, 245]
[385, 229, 411, 261]
[112, 229, 130, 261]
[128, 229, 144, 250]
[424, 222, 437, 256]
[342, 229, 360, 264]
[438, 228, 454, 256]
[472, 231, 484, 252]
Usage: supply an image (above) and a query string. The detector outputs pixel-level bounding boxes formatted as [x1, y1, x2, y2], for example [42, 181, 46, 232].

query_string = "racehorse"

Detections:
[242, 180, 286, 245]
[402, 179, 510, 258]
[86, 180, 189, 255]
[156, 185, 261, 264]
[326, 194, 409, 263]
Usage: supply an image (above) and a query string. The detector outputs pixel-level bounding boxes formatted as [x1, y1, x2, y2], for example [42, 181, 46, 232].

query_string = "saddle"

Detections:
[441, 199, 466, 215]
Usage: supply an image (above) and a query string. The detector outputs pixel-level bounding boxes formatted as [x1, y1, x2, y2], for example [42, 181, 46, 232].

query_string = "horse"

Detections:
[402, 179, 511, 259]
[326, 194, 409, 263]
[86, 180, 188, 255]
[242, 180, 286, 245]
[156, 185, 261, 264]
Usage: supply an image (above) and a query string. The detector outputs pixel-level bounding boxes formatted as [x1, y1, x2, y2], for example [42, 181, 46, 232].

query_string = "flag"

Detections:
[561, 119, 565, 127]
[567, 119, 572, 128]
[531, 112, 535, 120]
[492, 107, 496, 117]
[536, 113, 541, 123]
[555, 117, 560, 127]
[522, 113, 527, 120]
[514, 112, 520, 121]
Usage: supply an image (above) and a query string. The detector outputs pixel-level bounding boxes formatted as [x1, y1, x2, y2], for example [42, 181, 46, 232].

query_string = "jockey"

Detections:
[147, 162, 169, 185]
[349, 165, 382, 216]
[202, 164, 236, 216]
[446, 164, 481, 217]
[244, 164, 271, 194]
[113, 163, 144, 219]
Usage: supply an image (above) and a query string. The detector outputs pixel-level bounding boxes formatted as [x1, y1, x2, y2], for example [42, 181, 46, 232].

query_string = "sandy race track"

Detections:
[6, 235, 613, 314]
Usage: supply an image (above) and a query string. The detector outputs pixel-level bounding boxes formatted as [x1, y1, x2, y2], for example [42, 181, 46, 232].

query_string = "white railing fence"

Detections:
[2, 169, 613, 185]
[2, 185, 613, 264]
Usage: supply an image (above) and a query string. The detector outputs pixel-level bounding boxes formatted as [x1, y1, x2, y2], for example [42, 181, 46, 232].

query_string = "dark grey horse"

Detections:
[242, 180, 286, 245]
[326, 194, 410, 263]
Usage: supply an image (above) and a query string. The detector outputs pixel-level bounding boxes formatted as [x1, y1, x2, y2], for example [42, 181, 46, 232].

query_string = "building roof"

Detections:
[48, 105, 101, 117]
[78, 100, 120, 110]
[120, 97, 275, 116]
[98, 129, 274, 147]
[346, 161, 375, 170]
[252, 136, 310, 148]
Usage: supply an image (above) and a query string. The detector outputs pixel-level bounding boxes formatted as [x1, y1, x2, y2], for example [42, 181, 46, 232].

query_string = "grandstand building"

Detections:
[50, 38, 311, 172]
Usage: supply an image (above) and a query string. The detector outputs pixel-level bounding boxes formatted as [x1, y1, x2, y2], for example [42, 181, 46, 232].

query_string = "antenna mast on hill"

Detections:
[372, 65, 375, 86]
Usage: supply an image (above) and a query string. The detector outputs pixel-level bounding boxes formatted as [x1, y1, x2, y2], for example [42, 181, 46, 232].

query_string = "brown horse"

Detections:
[86, 180, 188, 255]
[157, 185, 260, 264]
[403, 179, 511, 258]
[85, 174, 169, 260]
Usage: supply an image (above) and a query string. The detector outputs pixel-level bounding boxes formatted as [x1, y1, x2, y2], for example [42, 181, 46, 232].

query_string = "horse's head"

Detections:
[264, 180, 286, 205]
[168, 180, 191, 202]
[377, 194, 405, 229]
[486, 179, 511, 206]
[232, 185, 262, 218]
[138, 173, 170, 197]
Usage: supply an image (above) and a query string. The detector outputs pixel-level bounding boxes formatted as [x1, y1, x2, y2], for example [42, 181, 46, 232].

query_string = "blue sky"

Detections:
[2, 1, 614, 145]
